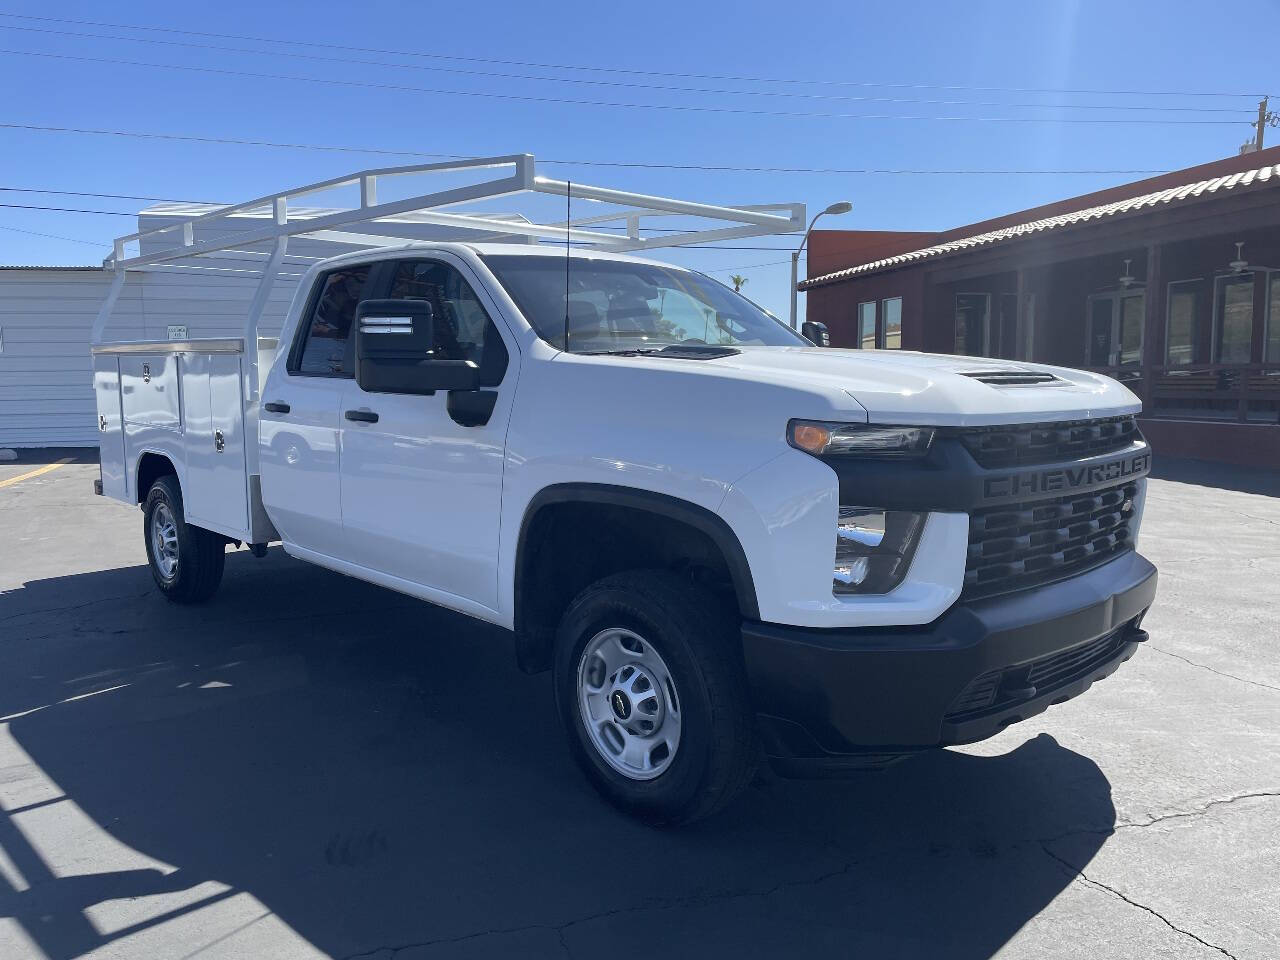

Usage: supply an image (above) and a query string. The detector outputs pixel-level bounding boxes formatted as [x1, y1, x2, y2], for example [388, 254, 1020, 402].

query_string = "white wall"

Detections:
[0, 205, 533, 448]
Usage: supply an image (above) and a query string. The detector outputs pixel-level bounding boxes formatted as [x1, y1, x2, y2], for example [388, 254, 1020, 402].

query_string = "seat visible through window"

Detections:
[386, 259, 508, 386]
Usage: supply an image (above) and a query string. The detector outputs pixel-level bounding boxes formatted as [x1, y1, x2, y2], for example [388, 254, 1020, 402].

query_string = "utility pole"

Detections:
[1246, 97, 1276, 152]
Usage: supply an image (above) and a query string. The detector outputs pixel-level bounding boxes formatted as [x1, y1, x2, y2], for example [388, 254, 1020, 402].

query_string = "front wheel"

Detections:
[143, 475, 226, 603]
[554, 570, 756, 824]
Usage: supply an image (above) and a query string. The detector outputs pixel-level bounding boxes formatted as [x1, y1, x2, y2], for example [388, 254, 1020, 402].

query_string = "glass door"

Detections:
[1086, 292, 1145, 366]
[1214, 274, 1255, 364]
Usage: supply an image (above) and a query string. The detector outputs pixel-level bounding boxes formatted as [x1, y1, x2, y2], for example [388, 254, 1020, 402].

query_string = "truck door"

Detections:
[259, 263, 374, 558]
[338, 255, 516, 612]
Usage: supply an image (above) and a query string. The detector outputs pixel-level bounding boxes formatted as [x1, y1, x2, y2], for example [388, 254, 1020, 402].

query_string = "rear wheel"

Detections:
[554, 570, 756, 824]
[143, 474, 226, 603]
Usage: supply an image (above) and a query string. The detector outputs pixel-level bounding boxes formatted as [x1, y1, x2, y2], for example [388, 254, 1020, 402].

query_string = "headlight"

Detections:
[833, 507, 926, 595]
[788, 420, 934, 458]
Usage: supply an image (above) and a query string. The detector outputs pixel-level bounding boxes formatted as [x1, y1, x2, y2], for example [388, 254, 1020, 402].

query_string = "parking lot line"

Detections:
[0, 458, 74, 490]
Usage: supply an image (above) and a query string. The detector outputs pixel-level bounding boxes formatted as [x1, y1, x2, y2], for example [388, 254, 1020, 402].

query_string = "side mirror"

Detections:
[801, 320, 831, 347]
[354, 299, 480, 395]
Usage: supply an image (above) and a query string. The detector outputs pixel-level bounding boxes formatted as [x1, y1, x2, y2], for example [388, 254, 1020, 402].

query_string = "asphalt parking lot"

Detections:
[0, 451, 1276, 959]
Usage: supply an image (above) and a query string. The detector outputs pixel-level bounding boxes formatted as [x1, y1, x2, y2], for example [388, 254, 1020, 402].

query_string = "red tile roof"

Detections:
[800, 162, 1280, 290]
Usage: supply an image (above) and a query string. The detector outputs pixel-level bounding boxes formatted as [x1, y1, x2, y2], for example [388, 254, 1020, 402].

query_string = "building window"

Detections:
[857, 301, 876, 349]
[881, 297, 902, 348]
[1215, 274, 1254, 364]
[1268, 274, 1280, 363]
[954, 293, 989, 356]
[1165, 280, 1201, 366]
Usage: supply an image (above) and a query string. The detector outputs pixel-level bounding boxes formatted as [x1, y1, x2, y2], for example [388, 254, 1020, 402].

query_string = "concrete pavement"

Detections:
[0, 453, 1275, 959]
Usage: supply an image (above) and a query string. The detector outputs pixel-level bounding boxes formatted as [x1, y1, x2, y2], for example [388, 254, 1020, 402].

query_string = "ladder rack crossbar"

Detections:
[104, 153, 805, 270]
[93, 151, 808, 408]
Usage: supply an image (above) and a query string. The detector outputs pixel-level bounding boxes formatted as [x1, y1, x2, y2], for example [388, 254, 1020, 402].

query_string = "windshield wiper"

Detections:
[576, 347, 667, 356]
[576, 344, 740, 360]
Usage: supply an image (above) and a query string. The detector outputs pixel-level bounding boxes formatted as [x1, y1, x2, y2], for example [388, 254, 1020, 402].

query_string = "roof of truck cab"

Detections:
[465, 242, 683, 266]
[309, 241, 687, 270]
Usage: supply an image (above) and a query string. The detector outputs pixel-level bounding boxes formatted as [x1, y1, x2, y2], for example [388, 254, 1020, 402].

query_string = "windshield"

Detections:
[482, 254, 807, 352]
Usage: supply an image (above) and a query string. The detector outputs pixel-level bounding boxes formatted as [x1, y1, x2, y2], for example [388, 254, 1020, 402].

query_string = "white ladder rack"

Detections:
[92, 152, 806, 402]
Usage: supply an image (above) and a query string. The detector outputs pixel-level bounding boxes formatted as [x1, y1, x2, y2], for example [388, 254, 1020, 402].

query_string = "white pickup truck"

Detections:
[91, 157, 1156, 823]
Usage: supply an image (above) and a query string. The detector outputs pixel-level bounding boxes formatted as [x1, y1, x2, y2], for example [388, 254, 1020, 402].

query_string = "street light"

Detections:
[790, 201, 853, 329]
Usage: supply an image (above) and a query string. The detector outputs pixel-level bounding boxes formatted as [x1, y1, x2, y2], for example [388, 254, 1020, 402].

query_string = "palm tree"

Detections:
[729, 274, 748, 293]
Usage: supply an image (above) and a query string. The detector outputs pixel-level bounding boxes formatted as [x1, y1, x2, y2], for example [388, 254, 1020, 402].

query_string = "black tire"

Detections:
[142, 474, 226, 604]
[553, 570, 756, 825]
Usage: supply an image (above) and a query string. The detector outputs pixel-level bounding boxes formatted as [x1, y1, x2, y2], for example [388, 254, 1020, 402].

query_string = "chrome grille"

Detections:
[955, 415, 1139, 469]
[964, 480, 1140, 599]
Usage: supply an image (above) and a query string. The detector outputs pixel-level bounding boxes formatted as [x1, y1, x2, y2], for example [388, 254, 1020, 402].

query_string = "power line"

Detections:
[0, 222, 104, 245]
[0, 22, 1256, 115]
[0, 202, 138, 215]
[707, 259, 793, 274]
[0, 123, 1177, 176]
[0, 186, 215, 204]
[0, 48, 1250, 125]
[0, 12, 1265, 100]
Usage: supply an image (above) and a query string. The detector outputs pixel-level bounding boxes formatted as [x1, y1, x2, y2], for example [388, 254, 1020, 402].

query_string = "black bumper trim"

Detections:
[742, 551, 1157, 774]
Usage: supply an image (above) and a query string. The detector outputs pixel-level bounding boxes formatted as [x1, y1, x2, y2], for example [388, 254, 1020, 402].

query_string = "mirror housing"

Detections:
[354, 299, 480, 394]
[801, 320, 831, 347]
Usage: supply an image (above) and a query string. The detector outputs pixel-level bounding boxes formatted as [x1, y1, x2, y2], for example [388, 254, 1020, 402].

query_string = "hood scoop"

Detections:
[959, 368, 1061, 386]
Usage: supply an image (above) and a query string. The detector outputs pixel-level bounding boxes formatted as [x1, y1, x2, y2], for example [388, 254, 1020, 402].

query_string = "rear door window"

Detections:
[292, 265, 374, 376]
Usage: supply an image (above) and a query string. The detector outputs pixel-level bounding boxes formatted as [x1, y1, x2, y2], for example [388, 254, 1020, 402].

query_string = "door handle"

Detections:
[344, 409, 379, 423]
[264, 401, 291, 414]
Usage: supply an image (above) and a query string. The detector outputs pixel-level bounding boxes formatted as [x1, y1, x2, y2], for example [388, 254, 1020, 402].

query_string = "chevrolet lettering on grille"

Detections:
[983, 450, 1151, 500]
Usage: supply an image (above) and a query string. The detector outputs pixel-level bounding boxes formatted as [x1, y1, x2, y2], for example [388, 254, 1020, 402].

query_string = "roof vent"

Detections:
[959, 369, 1061, 386]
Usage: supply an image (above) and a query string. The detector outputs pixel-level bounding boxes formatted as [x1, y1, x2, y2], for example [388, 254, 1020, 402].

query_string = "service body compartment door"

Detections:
[119, 355, 181, 430]
[92, 354, 127, 500]
[182, 352, 250, 538]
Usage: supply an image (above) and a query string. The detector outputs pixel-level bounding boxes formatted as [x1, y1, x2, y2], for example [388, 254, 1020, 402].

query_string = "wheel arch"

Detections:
[512, 483, 759, 674]
[134, 450, 181, 504]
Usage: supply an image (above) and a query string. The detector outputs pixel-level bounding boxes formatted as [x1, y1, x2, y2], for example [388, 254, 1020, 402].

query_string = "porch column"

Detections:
[1014, 268, 1027, 361]
[1140, 243, 1163, 412]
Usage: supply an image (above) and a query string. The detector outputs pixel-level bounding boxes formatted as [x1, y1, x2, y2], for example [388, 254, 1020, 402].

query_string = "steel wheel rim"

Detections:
[576, 627, 682, 781]
[151, 502, 179, 580]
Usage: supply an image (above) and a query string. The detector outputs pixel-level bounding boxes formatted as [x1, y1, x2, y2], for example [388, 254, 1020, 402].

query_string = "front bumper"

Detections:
[742, 550, 1156, 776]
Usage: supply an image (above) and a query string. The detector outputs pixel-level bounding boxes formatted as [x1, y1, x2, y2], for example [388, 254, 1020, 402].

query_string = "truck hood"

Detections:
[708, 348, 1141, 426]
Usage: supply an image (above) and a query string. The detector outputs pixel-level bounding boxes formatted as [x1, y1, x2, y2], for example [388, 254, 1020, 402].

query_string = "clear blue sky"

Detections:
[0, 0, 1273, 321]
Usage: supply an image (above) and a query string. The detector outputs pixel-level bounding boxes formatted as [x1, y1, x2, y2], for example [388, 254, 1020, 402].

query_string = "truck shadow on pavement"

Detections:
[0, 549, 1117, 959]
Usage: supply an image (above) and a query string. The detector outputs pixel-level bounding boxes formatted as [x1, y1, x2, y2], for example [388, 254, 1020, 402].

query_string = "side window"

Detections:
[387, 259, 509, 386]
[293, 265, 373, 376]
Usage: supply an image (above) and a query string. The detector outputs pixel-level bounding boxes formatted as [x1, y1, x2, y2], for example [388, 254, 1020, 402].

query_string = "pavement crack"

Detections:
[1039, 843, 1237, 959]
[337, 861, 860, 959]
[1148, 645, 1280, 693]
[1037, 790, 1280, 845]
[0, 590, 152, 624]
[1229, 510, 1280, 528]
[1116, 790, 1280, 830]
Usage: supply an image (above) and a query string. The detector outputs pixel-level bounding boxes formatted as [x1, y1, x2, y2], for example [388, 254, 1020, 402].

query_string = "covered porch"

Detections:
[906, 190, 1280, 465]
[924, 224, 1280, 424]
